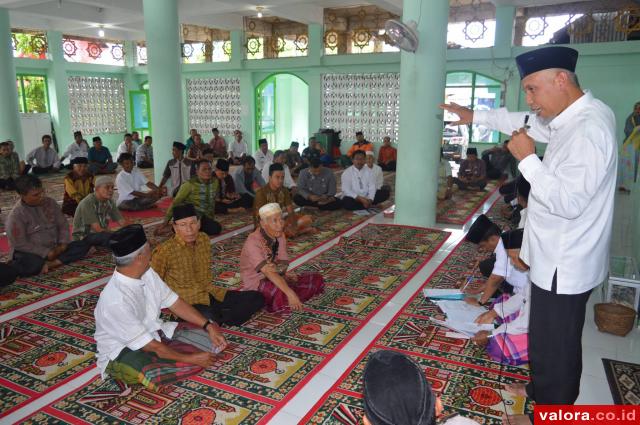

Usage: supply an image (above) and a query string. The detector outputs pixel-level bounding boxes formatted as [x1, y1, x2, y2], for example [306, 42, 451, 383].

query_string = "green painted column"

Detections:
[143, 0, 183, 184]
[494, 6, 516, 58]
[0, 8, 24, 154]
[307, 25, 323, 141]
[229, 30, 243, 69]
[395, 0, 449, 227]
[46, 31, 72, 151]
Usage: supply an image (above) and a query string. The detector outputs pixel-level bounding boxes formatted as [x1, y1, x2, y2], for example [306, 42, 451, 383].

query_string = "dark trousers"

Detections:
[374, 186, 390, 204]
[215, 194, 253, 214]
[201, 215, 222, 236]
[12, 241, 90, 277]
[31, 165, 54, 174]
[83, 231, 113, 248]
[137, 161, 154, 169]
[526, 273, 592, 405]
[453, 177, 487, 190]
[380, 161, 396, 171]
[0, 178, 16, 190]
[293, 194, 342, 210]
[0, 263, 18, 287]
[193, 291, 265, 326]
[62, 200, 79, 216]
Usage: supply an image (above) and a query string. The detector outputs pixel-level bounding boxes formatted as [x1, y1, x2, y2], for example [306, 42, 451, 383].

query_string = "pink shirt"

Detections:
[239, 228, 289, 291]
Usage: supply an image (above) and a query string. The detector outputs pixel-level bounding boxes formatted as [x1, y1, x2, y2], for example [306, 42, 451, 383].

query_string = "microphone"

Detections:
[523, 114, 531, 130]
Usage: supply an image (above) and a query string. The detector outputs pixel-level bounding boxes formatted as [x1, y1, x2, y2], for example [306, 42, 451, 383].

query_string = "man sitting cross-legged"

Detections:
[72, 175, 127, 248]
[365, 151, 390, 205]
[7, 175, 93, 277]
[62, 157, 94, 216]
[239, 203, 325, 312]
[158, 142, 193, 198]
[293, 158, 341, 210]
[231, 155, 265, 201]
[160, 159, 222, 236]
[454, 148, 487, 191]
[341, 150, 387, 211]
[115, 153, 161, 211]
[464, 214, 528, 306]
[214, 159, 252, 214]
[94, 224, 228, 391]
[254, 163, 313, 238]
[472, 228, 531, 367]
[152, 204, 264, 326]
[88, 136, 117, 175]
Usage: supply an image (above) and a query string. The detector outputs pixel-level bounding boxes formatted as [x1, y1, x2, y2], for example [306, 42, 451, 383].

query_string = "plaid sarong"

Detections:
[486, 332, 529, 366]
[258, 272, 325, 312]
[491, 293, 520, 324]
[105, 337, 202, 391]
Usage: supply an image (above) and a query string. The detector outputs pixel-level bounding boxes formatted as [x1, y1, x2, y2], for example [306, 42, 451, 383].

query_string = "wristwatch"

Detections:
[202, 319, 215, 331]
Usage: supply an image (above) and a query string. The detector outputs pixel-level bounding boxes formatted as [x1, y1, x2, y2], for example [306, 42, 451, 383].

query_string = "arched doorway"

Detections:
[255, 73, 309, 151]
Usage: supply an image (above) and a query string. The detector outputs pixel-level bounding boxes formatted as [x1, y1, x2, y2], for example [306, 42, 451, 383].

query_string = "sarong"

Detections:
[258, 272, 325, 312]
[486, 332, 529, 366]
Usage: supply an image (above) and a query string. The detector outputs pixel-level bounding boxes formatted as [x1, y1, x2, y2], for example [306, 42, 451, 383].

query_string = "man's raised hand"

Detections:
[438, 102, 474, 126]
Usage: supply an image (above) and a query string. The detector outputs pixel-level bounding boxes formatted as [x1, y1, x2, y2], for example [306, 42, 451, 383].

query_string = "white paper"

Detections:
[430, 318, 493, 337]
[423, 288, 463, 298]
[435, 300, 488, 324]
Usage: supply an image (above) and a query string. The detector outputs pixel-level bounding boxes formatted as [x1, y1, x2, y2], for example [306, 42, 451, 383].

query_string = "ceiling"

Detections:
[0, 0, 620, 40]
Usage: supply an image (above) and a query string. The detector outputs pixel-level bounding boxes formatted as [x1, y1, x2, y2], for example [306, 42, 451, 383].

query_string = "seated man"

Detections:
[454, 148, 487, 191]
[481, 140, 515, 180]
[0, 141, 20, 191]
[88, 136, 117, 175]
[254, 138, 274, 173]
[115, 153, 161, 211]
[136, 136, 154, 168]
[464, 214, 528, 305]
[164, 159, 222, 236]
[5, 140, 26, 175]
[186, 133, 206, 161]
[261, 150, 296, 192]
[437, 149, 453, 201]
[94, 224, 228, 390]
[362, 350, 479, 425]
[60, 131, 89, 169]
[254, 163, 313, 238]
[185, 128, 197, 151]
[72, 176, 126, 247]
[341, 131, 374, 166]
[214, 159, 252, 214]
[231, 156, 265, 200]
[341, 150, 385, 210]
[301, 137, 322, 169]
[62, 157, 94, 216]
[472, 229, 530, 366]
[228, 130, 248, 165]
[208, 128, 227, 158]
[294, 158, 341, 210]
[116, 133, 136, 162]
[365, 151, 390, 204]
[159, 142, 193, 198]
[26, 134, 61, 174]
[285, 142, 303, 176]
[152, 204, 264, 325]
[239, 203, 324, 312]
[377, 136, 397, 171]
[202, 148, 215, 163]
[7, 175, 92, 277]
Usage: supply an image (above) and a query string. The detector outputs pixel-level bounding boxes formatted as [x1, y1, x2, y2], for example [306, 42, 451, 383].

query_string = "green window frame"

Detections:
[16, 74, 50, 114]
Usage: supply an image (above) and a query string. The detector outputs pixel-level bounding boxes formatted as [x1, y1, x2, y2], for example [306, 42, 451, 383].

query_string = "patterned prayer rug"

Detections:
[436, 180, 500, 225]
[14, 224, 449, 424]
[602, 358, 640, 405]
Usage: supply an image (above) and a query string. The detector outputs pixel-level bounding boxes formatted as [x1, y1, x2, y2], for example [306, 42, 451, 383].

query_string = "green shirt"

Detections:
[166, 176, 219, 221]
[72, 193, 123, 240]
[0, 153, 20, 179]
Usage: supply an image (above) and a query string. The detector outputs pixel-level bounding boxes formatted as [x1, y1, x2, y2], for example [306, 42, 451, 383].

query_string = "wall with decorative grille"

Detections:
[321, 73, 400, 143]
[67, 76, 127, 134]
[186, 78, 241, 137]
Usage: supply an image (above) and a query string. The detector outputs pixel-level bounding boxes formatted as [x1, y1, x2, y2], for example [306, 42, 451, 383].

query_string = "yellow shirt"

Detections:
[64, 173, 94, 203]
[151, 232, 226, 305]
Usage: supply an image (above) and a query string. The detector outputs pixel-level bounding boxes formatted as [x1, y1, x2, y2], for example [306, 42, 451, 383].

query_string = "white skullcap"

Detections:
[259, 203, 282, 219]
[94, 175, 114, 187]
[365, 150, 374, 156]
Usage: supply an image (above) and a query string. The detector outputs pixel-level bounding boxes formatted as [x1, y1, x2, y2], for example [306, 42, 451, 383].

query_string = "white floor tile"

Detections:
[267, 410, 303, 425]
[576, 375, 613, 405]
[582, 346, 616, 379]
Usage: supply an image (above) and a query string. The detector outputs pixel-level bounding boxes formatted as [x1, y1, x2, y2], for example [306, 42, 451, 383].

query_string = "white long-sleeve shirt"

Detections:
[492, 239, 529, 291]
[341, 165, 376, 200]
[255, 150, 274, 172]
[367, 163, 384, 189]
[474, 91, 617, 294]
[491, 283, 531, 337]
[61, 141, 88, 161]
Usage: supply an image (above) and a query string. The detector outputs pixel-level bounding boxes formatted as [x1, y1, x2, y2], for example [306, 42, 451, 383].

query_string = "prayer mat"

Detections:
[436, 180, 499, 225]
[0, 320, 96, 418]
[602, 358, 640, 405]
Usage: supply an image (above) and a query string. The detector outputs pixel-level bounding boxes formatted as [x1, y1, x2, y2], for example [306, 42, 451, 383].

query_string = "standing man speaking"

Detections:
[441, 46, 617, 423]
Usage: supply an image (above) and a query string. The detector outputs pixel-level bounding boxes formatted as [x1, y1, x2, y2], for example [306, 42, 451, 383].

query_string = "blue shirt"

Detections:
[88, 147, 113, 164]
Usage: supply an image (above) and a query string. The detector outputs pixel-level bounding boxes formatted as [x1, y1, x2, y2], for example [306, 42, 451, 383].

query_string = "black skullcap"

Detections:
[290, 141, 299, 147]
[515, 46, 578, 80]
[109, 224, 147, 257]
[501, 228, 524, 250]
[516, 175, 530, 200]
[71, 157, 88, 165]
[466, 214, 495, 244]
[172, 203, 197, 222]
[212, 127, 219, 132]
[173, 141, 186, 151]
[466, 147, 478, 156]
[258, 138, 268, 145]
[355, 131, 363, 136]
[363, 350, 435, 425]
[309, 157, 321, 168]
[216, 158, 230, 171]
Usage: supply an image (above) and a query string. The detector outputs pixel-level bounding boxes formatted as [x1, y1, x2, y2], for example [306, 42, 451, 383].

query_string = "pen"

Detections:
[523, 114, 531, 130]
[460, 276, 473, 292]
